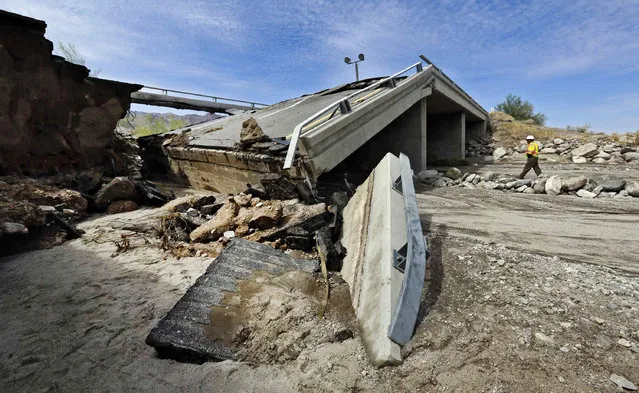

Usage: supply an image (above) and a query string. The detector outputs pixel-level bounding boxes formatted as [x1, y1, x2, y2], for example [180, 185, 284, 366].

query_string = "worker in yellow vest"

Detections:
[519, 135, 542, 179]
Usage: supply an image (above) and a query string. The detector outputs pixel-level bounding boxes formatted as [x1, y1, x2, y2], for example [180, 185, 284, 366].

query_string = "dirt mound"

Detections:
[208, 270, 358, 365]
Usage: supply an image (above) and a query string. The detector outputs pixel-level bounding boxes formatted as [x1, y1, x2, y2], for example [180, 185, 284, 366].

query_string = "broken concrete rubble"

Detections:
[189, 201, 239, 242]
[94, 177, 139, 209]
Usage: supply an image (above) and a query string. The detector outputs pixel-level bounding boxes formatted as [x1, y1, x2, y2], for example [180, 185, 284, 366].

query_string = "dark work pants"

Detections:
[520, 155, 542, 178]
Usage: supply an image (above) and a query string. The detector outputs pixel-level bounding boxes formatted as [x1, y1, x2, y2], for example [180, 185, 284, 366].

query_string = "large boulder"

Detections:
[626, 181, 639, 197]
[0, 222, 29, 235]
[533, 178, 547, 194]
[594, 151, 611, 159]
[492, 147, 507, 160]
[600, 178, 626, 192]
[561, 175, 587, 191]
[571, 143, 599, 158]
[572, 156, 587, 164]
[444, 167, 463, 180]
[240, 117, 268, 146]
[249, 202, 283, 230]
[623, 152, 639, 162]
[545, 176, 562, 196]
[417, 169, 439, 182]
[94, 177, 138, 209]
[190, 201, 239, 242]
[576, 189, 596, 198]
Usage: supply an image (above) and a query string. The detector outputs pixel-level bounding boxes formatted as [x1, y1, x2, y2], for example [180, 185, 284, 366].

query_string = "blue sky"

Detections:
[4, 0, 639, 132]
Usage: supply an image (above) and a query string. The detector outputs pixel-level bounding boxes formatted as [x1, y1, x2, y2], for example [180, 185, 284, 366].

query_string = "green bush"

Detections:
[132, 114, 187, 137]
[495, 94, 547, 125]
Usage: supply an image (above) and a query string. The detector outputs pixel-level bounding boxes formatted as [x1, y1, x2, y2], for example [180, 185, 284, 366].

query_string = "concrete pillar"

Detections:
[420, 98, 427, 170]
[426, 111, 466, 164]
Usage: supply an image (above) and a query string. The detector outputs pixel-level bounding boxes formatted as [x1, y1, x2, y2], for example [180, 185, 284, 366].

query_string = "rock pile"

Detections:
[465, 135, 494, 157]
[470, 136, 639, 164]
[418, 168, 639, 199]
[467, 112, 639, 164]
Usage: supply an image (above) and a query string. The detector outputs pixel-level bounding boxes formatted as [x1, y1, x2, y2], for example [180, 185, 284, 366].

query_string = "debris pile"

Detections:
[0, 178, 87, 254]
[158, 188, 344, 266]
[418, 168, 639, 199]
[0, 174, 170, 255]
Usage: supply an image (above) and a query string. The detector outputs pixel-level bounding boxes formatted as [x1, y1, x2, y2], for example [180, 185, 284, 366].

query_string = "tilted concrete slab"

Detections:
[340, 152, 428, 365]
[340, 153, 404, 366]
[145, 239, 318, 363]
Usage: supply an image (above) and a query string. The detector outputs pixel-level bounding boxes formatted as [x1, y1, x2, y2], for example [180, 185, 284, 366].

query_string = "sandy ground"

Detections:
[1, 167, 638, 392]
[418, 186, 639, 274]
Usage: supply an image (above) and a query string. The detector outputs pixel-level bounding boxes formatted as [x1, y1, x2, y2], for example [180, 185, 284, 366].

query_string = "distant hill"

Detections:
[117, 111, 222, 137]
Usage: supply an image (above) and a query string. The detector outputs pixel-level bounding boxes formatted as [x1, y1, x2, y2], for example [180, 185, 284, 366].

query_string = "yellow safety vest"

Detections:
[526, 141, 539, 157]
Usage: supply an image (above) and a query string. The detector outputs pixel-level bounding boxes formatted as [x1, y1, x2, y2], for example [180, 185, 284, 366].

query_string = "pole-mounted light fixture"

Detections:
[344, 53, 365, 81]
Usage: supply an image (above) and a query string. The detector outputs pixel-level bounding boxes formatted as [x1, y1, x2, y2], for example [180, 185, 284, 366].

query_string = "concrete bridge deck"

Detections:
[158, 58, 488, 191]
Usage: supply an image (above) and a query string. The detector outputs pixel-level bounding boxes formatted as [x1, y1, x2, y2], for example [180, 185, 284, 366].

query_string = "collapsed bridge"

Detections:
[147, 56, 488, 193]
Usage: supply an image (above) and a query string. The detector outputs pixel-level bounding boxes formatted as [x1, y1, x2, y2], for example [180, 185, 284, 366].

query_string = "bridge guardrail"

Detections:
[283, 61, 431, 169]
[139, 85, 269, 109]
[388, 153, 428, 345]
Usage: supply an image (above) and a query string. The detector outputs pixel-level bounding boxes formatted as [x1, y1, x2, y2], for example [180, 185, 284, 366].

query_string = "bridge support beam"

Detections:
[427, 112, 466, 164]
[336, 97, 429, 172]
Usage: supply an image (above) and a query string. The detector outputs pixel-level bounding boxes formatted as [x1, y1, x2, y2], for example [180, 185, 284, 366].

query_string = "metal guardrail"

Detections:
[388, 153, 428, 346]
[282, 61, 429, 169]
[140, 85, 269, 109]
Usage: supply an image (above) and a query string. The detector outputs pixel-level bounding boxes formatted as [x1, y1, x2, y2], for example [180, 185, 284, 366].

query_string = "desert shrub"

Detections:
[566, 123, 591, 133]
[495, 94, 547, 125]
[57, 41, 101, 77]
[132, 114, 187, 137]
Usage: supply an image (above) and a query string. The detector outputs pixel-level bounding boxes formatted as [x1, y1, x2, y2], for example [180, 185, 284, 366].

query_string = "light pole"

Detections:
[344, 53, 365, 81]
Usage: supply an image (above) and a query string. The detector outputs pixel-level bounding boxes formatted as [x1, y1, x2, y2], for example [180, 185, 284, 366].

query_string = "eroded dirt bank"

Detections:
[0, 192, 637, 392]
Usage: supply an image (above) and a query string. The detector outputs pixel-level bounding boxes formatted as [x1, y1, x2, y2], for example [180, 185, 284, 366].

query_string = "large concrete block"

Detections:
[340, 153, 405, 366]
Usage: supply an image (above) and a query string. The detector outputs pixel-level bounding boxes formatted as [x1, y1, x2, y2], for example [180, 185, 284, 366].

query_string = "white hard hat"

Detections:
[526, 135, 535, 140]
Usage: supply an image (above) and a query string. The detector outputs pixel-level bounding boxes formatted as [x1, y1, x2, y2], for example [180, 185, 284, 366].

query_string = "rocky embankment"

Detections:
[466, 112, 639, 165]
[418, 167, 639, 199]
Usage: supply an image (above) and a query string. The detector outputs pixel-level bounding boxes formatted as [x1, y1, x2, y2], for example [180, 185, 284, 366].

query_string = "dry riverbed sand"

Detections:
[1, 180, 638, 392]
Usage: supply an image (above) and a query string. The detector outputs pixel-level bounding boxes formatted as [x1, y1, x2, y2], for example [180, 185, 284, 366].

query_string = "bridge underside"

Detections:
[148, 66, 488, 193]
